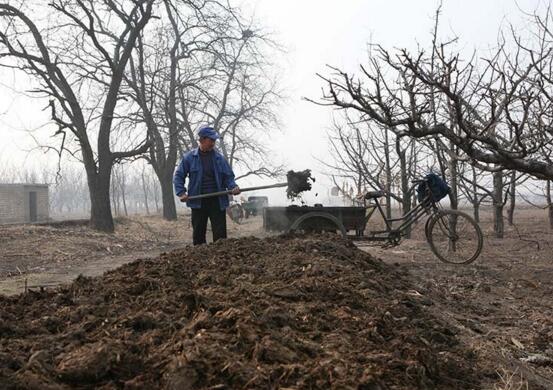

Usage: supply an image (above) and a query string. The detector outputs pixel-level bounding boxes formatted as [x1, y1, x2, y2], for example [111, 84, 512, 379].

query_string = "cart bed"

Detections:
[263, 205, 366, 234]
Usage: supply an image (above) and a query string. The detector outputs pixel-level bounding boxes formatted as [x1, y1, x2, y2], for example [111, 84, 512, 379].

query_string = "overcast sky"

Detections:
[239, 0, 539, 204]
[0, 0, 544, 205]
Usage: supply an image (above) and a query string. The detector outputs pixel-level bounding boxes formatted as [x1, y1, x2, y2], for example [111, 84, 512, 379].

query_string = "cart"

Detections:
[262, 182, 484, 265]
[263, 205, 368, 237]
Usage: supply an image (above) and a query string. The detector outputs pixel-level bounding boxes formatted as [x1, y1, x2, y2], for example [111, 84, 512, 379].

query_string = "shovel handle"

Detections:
[184, 182, 287, 201]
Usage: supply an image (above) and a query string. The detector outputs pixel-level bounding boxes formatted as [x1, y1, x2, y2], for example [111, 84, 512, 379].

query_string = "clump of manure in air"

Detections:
[286, 170, 315, 199]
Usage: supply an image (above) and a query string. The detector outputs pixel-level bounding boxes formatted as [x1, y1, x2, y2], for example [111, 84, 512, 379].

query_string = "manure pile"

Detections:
[0, 235, 481, 389]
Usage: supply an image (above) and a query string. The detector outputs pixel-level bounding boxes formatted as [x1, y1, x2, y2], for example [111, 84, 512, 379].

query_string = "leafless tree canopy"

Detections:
[0, 0, 156, 231]
[311, 7, 553, 235]
[315, 9, 553, 181]
[122, 0, 283, 220]
[0, 0, 283, 229]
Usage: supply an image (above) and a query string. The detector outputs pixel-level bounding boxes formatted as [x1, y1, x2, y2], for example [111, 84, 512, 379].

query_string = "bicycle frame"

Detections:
[358, 183, 438, 244]
[352, 179, 483, 264]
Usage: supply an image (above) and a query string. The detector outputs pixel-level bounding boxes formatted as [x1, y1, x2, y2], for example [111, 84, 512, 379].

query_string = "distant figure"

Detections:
[173, 126, 240, 245]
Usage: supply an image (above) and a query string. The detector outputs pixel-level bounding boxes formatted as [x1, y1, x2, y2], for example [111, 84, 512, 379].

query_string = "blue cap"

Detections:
[198, 126, 219, 140]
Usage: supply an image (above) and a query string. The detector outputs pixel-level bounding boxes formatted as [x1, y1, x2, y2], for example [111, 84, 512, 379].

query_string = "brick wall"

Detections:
[0, 185, 25, 223]
[0, 184, 49, 224]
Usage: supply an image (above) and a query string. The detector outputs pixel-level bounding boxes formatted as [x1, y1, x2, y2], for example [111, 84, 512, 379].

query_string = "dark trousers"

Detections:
[191, 197, 227, 245]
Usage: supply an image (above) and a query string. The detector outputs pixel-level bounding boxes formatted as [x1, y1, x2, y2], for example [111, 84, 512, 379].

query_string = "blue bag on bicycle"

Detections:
[417, 173, 450, 202]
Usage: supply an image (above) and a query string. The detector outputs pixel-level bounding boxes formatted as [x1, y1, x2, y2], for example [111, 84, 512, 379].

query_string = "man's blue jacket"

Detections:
[173, 147, 237, 210]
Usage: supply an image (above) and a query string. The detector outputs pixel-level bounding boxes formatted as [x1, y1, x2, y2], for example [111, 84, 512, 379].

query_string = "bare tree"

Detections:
[322, 113, 424, 218]
[125, 0, 202, 221]
[0, 1, 154, 232]
[313, 15, 553, 182]
[140, 163, 151, 215]
[123, 0, 282, 221]
[322, 117, 393, 214]
[206, 30, 283, 181]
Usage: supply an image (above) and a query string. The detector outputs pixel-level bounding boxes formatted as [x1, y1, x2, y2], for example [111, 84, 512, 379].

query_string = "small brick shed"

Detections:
[0, 184, 49, 224]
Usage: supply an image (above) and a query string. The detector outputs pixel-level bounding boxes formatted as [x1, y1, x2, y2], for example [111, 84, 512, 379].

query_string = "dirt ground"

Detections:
[1, 207, 553, 388]
[0, 213, 264, 295]
[364, 207, 553, 389]
[0, 234, 481, 389]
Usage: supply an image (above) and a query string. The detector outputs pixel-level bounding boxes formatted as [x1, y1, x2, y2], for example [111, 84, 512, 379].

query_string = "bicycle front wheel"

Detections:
[426, 209, 483, 264]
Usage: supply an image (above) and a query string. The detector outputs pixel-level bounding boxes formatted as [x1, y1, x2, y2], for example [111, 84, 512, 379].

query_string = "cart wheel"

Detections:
[426, 209, 483, 264]
[288, 212, 347, 237]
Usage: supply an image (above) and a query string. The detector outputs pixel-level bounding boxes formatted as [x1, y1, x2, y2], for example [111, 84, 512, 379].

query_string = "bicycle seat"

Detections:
[364, 191, 386, 199]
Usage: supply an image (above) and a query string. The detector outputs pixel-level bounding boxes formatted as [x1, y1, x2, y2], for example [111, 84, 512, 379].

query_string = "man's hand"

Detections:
[179, 193, 189, 202]
[231, 186, 241, 195]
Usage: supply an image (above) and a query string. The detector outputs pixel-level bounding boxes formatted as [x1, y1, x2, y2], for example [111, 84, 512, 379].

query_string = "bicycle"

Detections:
[357, 178, 483, 264]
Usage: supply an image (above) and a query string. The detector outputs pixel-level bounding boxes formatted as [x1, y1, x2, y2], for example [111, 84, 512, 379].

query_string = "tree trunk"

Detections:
[153, 184, 160, 213]
[384, 130, 392, 219]
[160, 172, 177, 221]
[507, 171, 516, 226]
[121, 183, 128, 217]
[141, 170, 150, 215]
[111, 176, 118, 216]
[448, 143, 459, 211]
[546, 180, 553, 230]
[120, 172, 128, 217]
[493, 171, 504, 239]
[356, 173, 362, 201]
[471, 166, 480, 223]
[89, 172, 114, 232]
[396, 138, 411, 238]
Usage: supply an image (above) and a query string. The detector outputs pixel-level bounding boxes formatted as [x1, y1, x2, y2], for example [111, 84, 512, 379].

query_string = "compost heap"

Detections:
[0, 235, 481, 389]
[286, 170, 314, 199]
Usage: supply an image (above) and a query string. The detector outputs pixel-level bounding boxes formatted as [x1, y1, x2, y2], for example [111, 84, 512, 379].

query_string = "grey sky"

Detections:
[0, 0, 543, 205]
[238, 0, 540, 203]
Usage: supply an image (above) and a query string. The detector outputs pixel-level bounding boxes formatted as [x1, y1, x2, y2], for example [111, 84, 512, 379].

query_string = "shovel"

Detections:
[183, 182, 288, 201]
[180, 169, 314, 201]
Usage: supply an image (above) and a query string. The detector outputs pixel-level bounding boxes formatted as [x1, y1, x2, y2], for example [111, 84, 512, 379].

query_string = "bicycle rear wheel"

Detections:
[426, 209, 483, 264]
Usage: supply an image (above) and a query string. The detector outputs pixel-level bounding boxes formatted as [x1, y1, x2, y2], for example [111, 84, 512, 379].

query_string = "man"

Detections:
[173, 126, 240, 245]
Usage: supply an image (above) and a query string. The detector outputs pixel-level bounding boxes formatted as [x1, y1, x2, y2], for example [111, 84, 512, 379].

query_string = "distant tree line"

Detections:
[0, 161, 163, 218]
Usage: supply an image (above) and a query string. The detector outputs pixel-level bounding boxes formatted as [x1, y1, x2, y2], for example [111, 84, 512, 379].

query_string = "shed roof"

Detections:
[0, 183, 49, 188]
